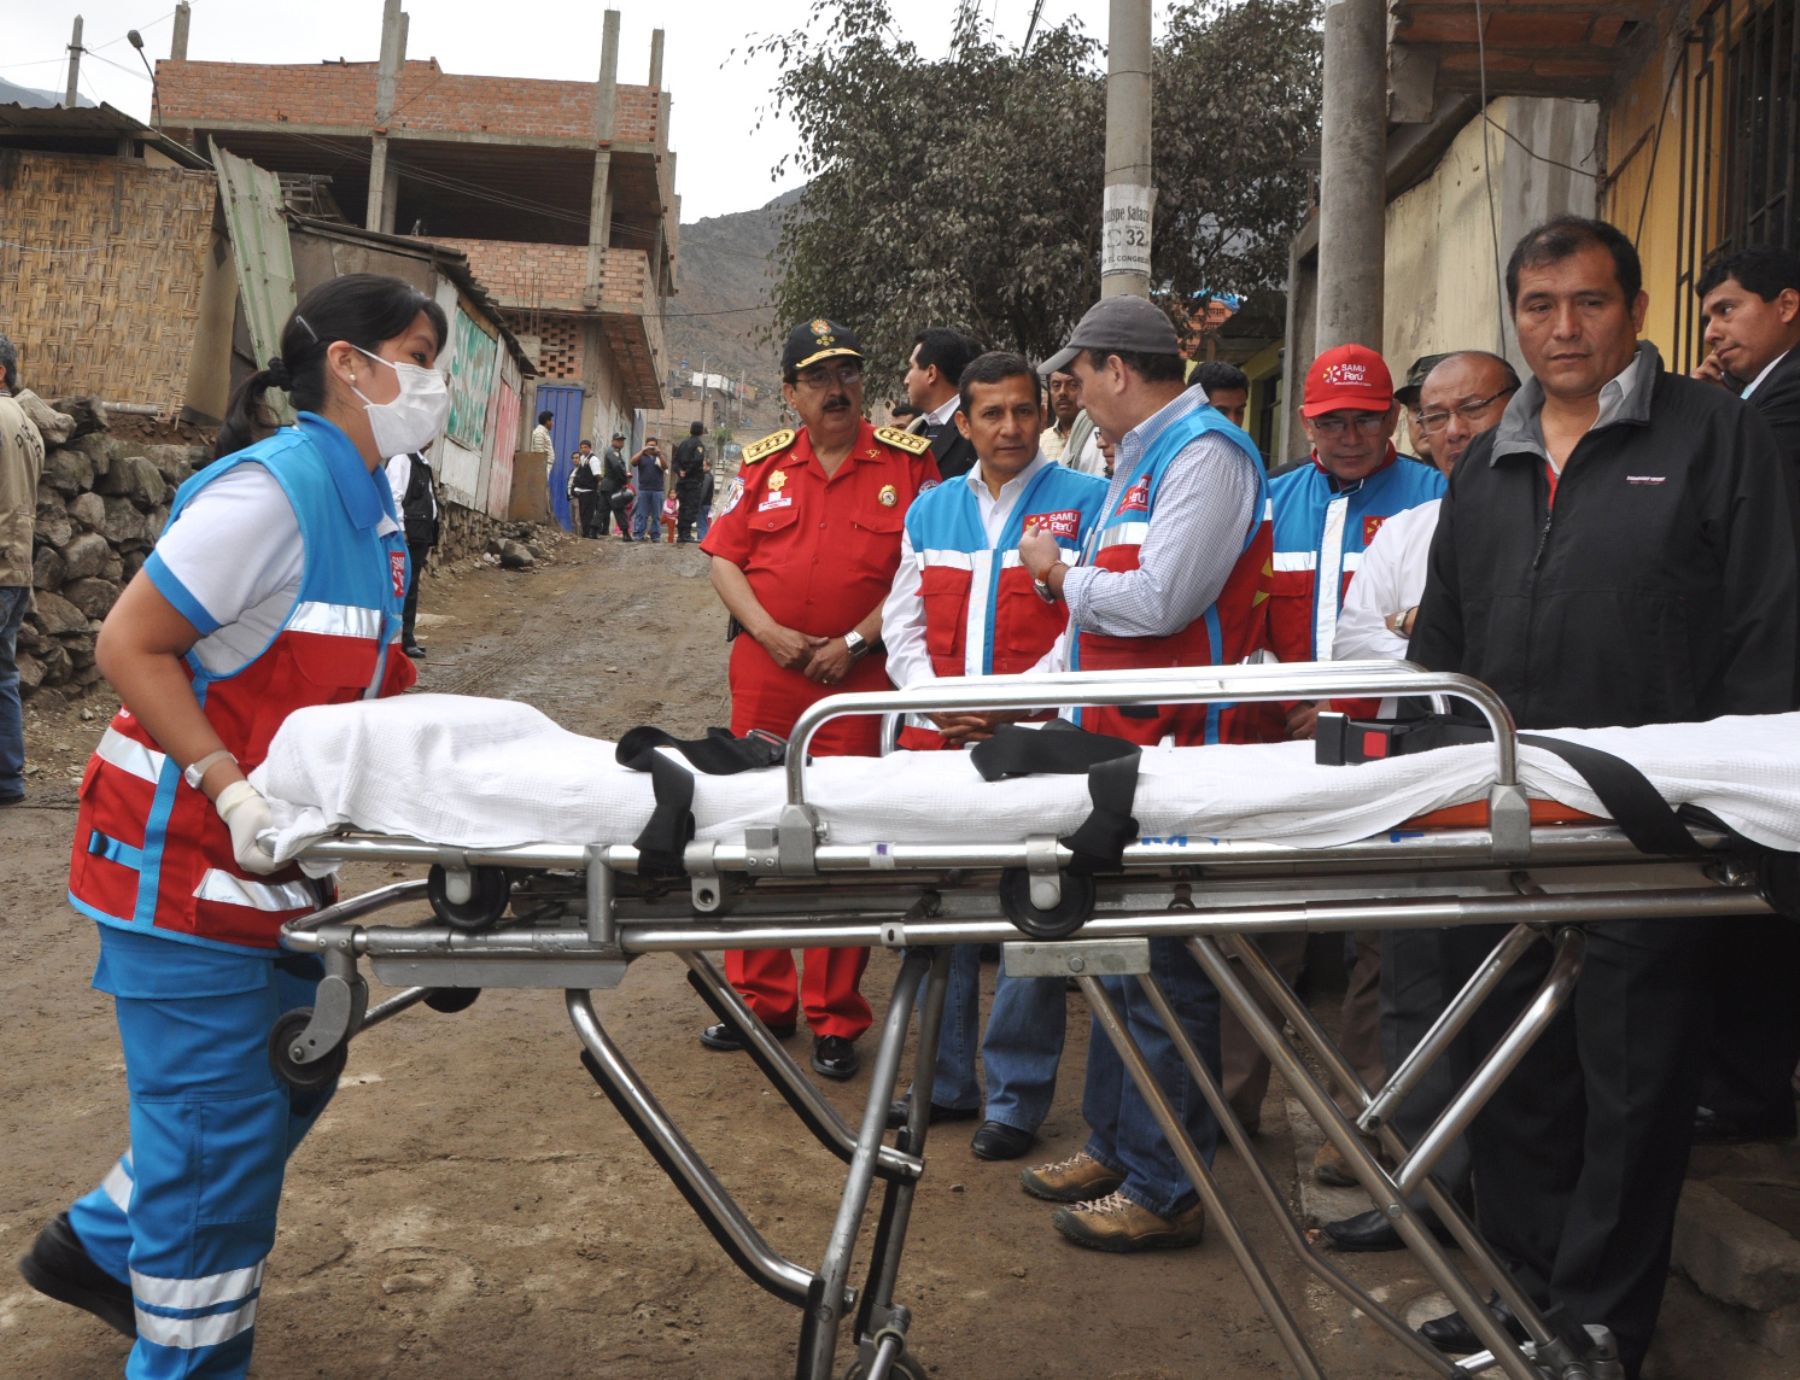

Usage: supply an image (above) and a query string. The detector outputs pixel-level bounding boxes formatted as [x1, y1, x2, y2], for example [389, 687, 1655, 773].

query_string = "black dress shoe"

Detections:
[403, 643, 427, 658]
[811, 1035, 859, 1080]
[885, 1099, 980, 1130]
[1693, 1104, 1797, 1144]
[18, 1212, 136, 1338]
[699, 1019, 795, 1051]
[1418, 1292, 1530, 1353]
[970, 1121, 1036, 1161]
[1322, 1205, 1458, 1253]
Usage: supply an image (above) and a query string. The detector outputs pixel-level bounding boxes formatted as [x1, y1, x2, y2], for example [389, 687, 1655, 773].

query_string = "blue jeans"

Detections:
[697, 504, 712, 542]
[0, 584, 27, 799]
[1081, 938, 1222, 1218]
[632, 488, 664, 540]
[920, 945, 1068, 1131]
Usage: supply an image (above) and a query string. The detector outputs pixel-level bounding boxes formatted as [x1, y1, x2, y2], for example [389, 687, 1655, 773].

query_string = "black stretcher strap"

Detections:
[616, 726, 788, 875]
[1317, 713, 1704, 857]
[969, 721, 1141, 871]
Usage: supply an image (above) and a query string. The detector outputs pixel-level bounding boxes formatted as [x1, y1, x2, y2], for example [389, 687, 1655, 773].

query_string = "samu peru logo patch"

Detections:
[390, 550, 408, 598]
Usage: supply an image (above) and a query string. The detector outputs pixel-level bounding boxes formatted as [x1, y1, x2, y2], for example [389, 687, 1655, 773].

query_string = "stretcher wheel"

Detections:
[268, 1008, 348, 1092]
[844, 1355, 926, 1380]
[423, 987, 481, 1014]
[427, 865, 510, 931]
[998, 867, 1097, 940]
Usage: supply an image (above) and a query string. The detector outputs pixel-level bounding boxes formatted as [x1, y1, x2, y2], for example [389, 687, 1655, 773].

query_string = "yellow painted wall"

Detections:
[1382, 95, 1602, 381]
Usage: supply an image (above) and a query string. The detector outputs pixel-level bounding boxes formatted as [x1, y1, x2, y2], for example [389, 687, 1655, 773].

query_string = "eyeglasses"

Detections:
[1309, 412, 1390, 438]
[1416, 386, 1519, 433]
[794, 363, 864, 389]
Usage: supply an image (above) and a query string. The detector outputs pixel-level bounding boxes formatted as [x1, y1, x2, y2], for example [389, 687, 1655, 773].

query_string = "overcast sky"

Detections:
[5, 2, 1187, 221]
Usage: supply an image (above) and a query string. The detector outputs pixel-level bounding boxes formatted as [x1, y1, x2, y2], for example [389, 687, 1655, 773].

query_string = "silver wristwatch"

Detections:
[843, 630, 869, 659]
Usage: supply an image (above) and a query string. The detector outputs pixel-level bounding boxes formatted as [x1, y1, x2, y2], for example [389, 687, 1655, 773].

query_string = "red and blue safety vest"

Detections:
[1264, 449, 1444, 719]
[69, 413, 416, 951]
[1069, 407, 1272, 746]
[900, 460, 1108, 749]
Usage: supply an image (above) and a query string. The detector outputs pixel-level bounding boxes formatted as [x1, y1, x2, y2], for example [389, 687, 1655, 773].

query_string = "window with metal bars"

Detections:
[1670, 0, 1798, 371]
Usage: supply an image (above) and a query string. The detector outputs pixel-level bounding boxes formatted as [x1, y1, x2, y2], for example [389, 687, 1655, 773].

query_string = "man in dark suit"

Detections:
[1691, 244, 1800, 1145]
[902, 327, 983, 479]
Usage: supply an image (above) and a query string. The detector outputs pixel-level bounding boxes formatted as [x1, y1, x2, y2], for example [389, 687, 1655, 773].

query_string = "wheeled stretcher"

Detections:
[263, 663, 1798, 1380]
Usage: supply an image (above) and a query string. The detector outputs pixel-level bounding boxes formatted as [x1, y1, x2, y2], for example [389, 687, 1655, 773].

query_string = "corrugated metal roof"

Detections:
[0, 101, 211, 169]
[286, 213, 538, 378]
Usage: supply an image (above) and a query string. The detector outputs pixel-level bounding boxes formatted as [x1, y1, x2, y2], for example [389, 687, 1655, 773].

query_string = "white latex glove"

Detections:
[215, 780, 280, 875]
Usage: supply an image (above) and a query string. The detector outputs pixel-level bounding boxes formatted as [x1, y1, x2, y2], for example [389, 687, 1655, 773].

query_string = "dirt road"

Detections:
[2, 537, 1473, 1378]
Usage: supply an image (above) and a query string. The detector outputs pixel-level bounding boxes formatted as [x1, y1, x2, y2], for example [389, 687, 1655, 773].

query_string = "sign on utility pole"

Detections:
[1100, 0, 1153, 299]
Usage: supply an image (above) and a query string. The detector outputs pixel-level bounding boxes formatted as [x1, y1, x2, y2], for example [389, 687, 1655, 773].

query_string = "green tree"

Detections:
[752, 0, 1321, 393]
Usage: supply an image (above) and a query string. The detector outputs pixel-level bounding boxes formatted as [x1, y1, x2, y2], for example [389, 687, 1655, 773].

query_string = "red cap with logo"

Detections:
[1301, 344, 1395, 416]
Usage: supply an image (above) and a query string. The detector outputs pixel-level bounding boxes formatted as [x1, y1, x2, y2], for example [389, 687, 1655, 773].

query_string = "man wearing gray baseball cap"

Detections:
[1016, 294, 1273, 1254]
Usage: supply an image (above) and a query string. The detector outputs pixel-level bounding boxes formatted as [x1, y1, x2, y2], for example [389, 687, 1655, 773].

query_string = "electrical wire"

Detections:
[1473, 0, 1508, 356]
[1632, 47, 1688, 249]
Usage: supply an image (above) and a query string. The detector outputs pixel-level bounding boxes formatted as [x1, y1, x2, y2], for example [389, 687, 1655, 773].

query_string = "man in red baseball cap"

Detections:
[1216, 343, 1446, 1177]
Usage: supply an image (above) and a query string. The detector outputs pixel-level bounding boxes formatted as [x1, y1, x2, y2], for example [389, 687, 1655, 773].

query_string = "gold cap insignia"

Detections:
[769, 468, 788, 491]
[877, 484, 898, 507]
[810, 318, 835, 346]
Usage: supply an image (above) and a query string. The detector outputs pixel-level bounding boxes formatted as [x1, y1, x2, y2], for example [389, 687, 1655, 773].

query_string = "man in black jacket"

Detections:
[384, 450, 441, 658]
[673, 421, 708, 543]
[1689, 245, 1800, 1145]
[902, 327, 982, 479]
[1408, 216, 1799, 1377]
[600, 431, 632, 538]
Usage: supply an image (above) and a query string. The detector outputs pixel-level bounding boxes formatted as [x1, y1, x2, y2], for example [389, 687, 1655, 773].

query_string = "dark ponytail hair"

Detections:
[216, 273, 450, 459]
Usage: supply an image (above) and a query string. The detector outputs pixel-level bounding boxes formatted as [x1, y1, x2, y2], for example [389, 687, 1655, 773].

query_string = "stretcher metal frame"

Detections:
[275, 662, 1778, 1380]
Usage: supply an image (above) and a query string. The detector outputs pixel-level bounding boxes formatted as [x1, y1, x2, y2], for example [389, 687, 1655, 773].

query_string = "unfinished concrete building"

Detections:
[156, 5, 675, 469]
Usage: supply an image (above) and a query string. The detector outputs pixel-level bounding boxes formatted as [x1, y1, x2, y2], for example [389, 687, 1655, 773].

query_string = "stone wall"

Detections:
[23, 394, 192, 703]
[21, 398, 540, 702]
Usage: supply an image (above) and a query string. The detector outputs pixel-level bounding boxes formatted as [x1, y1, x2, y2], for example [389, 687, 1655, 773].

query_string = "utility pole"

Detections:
[367, 0, 404, 234]
[170, 2, 191, 60]
[64, 16, 83, 108]
[1315, 0, 1387, 352]
[1100, 0, 1153, 299]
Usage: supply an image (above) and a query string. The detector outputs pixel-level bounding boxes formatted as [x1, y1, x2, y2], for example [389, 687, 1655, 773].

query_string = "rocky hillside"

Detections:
[664, 187, 800, 433]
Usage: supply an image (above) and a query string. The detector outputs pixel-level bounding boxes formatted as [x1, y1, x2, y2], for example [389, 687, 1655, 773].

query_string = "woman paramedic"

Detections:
[18, 273, 448, 1378]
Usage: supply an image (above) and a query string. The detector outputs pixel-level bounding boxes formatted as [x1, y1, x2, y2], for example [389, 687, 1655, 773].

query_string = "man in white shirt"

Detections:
[1041, 365, 1101, 472]
[1322, 348, 1516, 1256]
[1335, 351, 1519, 668]
[531, 410, 555, 468]
[883, 350, 1108, 1160]
[384, 450, 440, 658]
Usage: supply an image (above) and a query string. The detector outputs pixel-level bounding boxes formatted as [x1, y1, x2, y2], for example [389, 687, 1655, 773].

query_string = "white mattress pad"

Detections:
[251, 694, 1800, 865]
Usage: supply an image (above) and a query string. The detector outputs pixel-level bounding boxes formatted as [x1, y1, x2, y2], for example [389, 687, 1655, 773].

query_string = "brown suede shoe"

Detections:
[1019, 1151, 1124, 1204]
[1051, 1192, 1206, 1252]
[1313, 1137, 1382, 1188]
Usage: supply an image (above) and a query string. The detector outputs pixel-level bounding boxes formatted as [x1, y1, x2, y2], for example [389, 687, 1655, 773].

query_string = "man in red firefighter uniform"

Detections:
[882, 349, 1108, 1160]
[698, 317, 940, 1080]
[1014, 295, 1271, 1252]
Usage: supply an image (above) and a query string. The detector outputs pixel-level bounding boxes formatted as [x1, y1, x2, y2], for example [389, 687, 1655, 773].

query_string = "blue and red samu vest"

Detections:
[69, 414, 416, 951]
[1264, 448, 1445, 718]
[1069, 407, 1273, 746]
[900, 461, 1109, 749]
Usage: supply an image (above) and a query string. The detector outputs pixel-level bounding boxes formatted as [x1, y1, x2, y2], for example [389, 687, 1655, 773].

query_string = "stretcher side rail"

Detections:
[779, 661, 1530, 868]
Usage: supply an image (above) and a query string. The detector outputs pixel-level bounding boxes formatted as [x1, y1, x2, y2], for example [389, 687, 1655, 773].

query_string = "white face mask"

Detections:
[348, 344, 450, 456]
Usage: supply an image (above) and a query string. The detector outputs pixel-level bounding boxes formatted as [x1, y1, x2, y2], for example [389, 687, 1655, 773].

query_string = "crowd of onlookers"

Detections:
[682, 218, 1799, 1379]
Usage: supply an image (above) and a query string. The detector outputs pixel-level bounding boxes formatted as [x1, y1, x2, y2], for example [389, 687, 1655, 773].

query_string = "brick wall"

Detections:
[433, 239, 652, 315]
[158, 59, 661, 145]
[432, 238, 589, 311]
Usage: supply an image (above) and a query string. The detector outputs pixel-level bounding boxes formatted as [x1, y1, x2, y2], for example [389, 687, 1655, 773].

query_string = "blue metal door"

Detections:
[536, 383, 585, 531]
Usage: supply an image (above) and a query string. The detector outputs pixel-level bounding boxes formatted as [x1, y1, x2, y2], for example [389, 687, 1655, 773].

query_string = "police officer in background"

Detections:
[673, 421, 709, 543]
[698, 317, 940, 1080]
[385, 447, 440, 657]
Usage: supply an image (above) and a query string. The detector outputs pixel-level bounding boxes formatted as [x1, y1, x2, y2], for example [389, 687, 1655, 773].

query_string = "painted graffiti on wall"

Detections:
[447, 305, 499, 451]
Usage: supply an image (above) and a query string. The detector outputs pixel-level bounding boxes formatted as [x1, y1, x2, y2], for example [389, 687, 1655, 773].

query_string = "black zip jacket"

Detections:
[1409, 344, 1799, 730]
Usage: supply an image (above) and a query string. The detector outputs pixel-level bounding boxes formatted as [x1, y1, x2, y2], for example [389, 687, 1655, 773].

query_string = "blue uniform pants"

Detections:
[916, 945, 1069, 1131]
[66, 926, 334, 1378]
[1080, 938, 1223, 1218]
